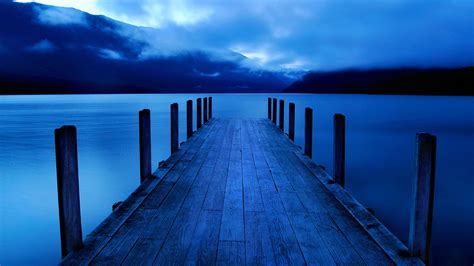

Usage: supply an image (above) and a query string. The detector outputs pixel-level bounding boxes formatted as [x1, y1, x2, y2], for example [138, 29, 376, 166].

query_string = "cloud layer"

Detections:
[15, 0, 474, 71]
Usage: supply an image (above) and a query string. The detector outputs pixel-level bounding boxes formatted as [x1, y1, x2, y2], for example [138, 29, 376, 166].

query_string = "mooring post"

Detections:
[333, 114, 345, 187]
[289, 102, 295, 141]
[139, 109, 152, 183]
[170, 103, 179, 154]
[209, 97, 213, 119]
[409, 133, 437, 263]
[267, 97, 272, 120]
[272, 98, 277, 124]
[186, 100, 193, 139]
[55, 125, 83, 258]
[203, 97, 208, 123]
[305, 107, 313, 158]
[279, 99, 285, 131]
[197, 98, 202, 129]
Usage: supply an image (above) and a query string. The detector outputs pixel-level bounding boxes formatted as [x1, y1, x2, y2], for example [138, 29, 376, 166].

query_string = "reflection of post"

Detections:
[333, 114, 345, 187]
[409, 133, 436, 264]
[304, 107, 313, 158]
[139, 109, 152, 183]
[170, 103, 179, 154]
[55, 125, 83, 258]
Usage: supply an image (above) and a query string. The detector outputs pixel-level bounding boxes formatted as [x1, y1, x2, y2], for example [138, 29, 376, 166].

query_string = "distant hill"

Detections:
[285, 67, 474, 95]
[0, 2, 292, 94]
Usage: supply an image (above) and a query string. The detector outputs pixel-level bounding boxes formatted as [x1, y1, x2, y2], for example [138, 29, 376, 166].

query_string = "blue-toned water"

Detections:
[0, 94, 473, 265]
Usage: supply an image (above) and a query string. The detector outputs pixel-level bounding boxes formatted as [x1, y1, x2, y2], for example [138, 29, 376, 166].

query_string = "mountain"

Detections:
[0, 2, 292, 94]
[284, 67, 474, 95]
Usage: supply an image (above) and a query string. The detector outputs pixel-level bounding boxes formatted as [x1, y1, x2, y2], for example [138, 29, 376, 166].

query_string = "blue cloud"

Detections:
[13, 0, 474, 71]
[33, 5, 89, 27]
[26, 39, 55, 53]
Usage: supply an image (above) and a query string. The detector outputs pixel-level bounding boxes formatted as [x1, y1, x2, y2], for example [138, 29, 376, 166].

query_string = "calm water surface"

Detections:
[0, 94, 473, 265]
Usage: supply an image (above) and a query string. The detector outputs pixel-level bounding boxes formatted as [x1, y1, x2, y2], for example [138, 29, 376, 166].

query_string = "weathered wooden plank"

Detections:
[204, 97, 208, 123]
[152, 122, 230, 264]
[122, 238, 164, 266]
[244, 211, 276, 265]
[287, 212, 335, 265]
[310, 212, 365, 265]
[333, 113, 345, 187]
[197, 98, 202, 129]
[202, 120, 235, 211]
[91, 208, 154, 264]
[409, 133, 436, 263]
[63, 118, 420, 265]
[219, 120, 244, 242]
[241, 121, 264, 212]
[265, 212, 306, 265]
[187, 100, 193, 139]
[288, 102, 295, 141]
[61, 236, 110, 266]
[171, 103, 179, 154]
[279, 99, 284, 131]
[304, 107, 313, 158]
[139, 109, 152, 183]
[55, 126, 83, 258]
[217, 241, 245, 266]
[185, 210, 222, 265]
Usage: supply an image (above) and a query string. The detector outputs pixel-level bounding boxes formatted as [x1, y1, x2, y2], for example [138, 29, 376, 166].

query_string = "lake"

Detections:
[0, 93, 473, 265]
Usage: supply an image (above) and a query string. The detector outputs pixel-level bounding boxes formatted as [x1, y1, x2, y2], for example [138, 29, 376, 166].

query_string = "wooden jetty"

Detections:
[56, 97, 436, 265]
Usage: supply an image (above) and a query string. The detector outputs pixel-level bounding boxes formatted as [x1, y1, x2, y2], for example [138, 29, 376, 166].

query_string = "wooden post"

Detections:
[279, 99, 284, 131]
[304, 107, 313, 158]
[267, 97, 272, 120]
[203, 97, 208, 123]
[197, 98, 202, 129]
[139, 109, 152, 183]
[409, 133, 437, 263]
[333, 114, 345, 187]
[170, 103, 179, 154]
[289, 102, 295, 141]
[209, 97, 213, 119]
[55, 126, 83, 258]
[186, 100, 193, 139]
[272, 98, 277, 124]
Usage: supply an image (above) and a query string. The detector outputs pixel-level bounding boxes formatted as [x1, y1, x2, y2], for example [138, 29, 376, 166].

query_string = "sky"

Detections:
[13, 0, 474, 71]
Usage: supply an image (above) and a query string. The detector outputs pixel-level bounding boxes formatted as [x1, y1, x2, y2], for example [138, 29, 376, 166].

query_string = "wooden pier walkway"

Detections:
[61, 117, 425, 265]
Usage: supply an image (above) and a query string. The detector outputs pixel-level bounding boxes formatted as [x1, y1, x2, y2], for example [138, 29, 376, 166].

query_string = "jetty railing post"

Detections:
[333, 114, 345, 187]
[279, 99, 284, 131]
[170, 103, 179, 154]
[209, 97, 213, 119]
[267, 97, 272, 120]
[197, 98, 202, 129]
[409, 133, 437, 263]
[304, 107, 313, 158]
[139, 109, 152, 183]
[186, 100, 193, 139]
[203, 97, 208, 123]
[272, 98, 277, 124]
[55, 126, 83, 258]
[289, 102, 295, 141]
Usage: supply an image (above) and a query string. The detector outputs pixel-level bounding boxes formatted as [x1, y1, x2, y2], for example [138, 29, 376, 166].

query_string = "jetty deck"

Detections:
[61, 117, 423, 265]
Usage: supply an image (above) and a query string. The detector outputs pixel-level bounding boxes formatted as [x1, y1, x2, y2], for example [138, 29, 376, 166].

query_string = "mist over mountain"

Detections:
[0, 2, 293, 94]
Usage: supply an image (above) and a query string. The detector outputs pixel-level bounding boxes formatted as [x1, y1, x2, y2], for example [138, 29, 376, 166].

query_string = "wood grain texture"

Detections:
[62, 118, 422, 265]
